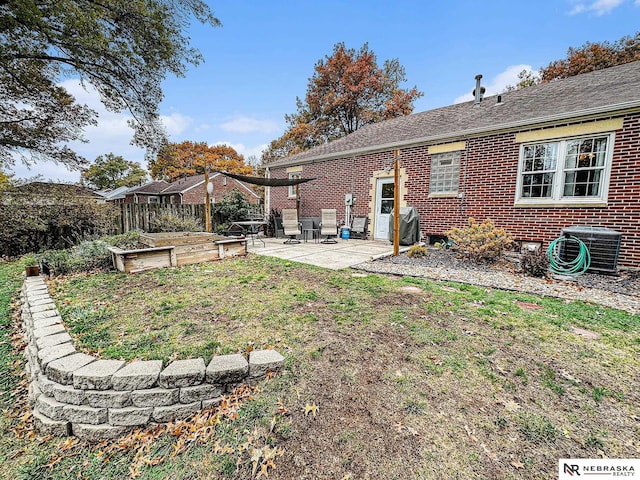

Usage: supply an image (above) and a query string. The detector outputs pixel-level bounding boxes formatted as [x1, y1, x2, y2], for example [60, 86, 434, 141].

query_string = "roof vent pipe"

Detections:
[473, 74, 485, 106]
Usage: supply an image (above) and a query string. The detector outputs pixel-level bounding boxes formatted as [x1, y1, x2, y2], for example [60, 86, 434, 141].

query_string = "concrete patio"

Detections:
[246, 236, 407, 270]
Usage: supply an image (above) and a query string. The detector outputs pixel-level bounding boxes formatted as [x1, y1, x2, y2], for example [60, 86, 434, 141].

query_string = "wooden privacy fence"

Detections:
[115, 204, 206, 233]
[114, 203, 264, 234]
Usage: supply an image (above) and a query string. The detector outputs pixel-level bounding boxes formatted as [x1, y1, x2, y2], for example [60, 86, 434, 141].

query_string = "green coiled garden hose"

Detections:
[547, 235, 591, 276]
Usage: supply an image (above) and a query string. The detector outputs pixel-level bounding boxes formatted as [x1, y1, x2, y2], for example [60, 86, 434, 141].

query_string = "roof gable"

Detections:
[161, 174, 206, 194]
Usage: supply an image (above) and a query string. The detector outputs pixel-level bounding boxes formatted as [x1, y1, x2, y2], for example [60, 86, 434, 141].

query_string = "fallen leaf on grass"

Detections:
[269, 416, 277, 433]
[405, 425, 419, 436]
[304, 403, 318, 417]
[250, 448, 263, 478]
[481, 443, 498, 461]
[394, 422, 419, 436]
[465, 431, 478, 442]
[276, 398, 290, 416]
[496, 398, 521, 412]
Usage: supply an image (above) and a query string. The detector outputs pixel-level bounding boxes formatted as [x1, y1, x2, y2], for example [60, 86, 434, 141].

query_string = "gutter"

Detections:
[267, 101, 640, 168]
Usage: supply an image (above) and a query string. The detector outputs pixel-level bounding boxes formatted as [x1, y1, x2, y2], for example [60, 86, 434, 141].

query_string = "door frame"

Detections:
[369, 167, 407, 241]
[374, 177, 395, 240]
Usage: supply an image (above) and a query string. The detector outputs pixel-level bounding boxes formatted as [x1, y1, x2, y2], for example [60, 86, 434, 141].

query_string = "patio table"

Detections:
[230, 221, 267, 246]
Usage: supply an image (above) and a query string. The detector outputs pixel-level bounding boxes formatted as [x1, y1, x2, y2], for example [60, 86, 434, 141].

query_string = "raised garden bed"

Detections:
[109, 232, 246, 273]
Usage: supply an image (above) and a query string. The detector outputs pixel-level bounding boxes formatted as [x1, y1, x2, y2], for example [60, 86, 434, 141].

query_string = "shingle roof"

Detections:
[268, 61, 640, 167]
[161, 174, 205, 194]
[17, 182, 103, 198]
[127, 180, 168, 194]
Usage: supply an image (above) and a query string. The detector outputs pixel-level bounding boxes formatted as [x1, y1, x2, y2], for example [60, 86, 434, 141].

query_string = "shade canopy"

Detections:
[216, 171, 315, 187]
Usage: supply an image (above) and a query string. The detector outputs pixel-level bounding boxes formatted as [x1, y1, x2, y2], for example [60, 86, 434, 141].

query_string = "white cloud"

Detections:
[9, 161, 83, 184]
[60, 79, 134, 139]
[8, 79, 200, 181]
[210, 141, 269, 161]
[161, 112, 192, 136]
[220, 116, 278, 134]
[569, 0, 625, 15]
[454, 64, 536, 104]
[7, 80, 147, 182]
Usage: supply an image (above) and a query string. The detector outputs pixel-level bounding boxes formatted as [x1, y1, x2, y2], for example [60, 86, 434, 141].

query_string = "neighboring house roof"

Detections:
[268, 60, 640, 167]
[13, 182, 103, 199]
[161, 173, 260, 198]
[100, 185, 132, 200]
[161, 174, 206, 194]
[126, 180, 168, 195]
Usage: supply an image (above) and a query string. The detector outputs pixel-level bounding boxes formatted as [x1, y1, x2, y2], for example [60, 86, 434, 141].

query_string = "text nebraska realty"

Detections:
[564, 462, 635, 476]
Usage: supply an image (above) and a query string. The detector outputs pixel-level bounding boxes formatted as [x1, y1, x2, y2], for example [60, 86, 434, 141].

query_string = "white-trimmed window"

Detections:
[430, 151, 461, 194]
[516, 134, 613, 205]
[288, 172, 301, 198]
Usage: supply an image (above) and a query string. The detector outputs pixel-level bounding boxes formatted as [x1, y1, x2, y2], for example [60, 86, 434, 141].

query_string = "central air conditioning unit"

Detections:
[560, 226, 622, 275]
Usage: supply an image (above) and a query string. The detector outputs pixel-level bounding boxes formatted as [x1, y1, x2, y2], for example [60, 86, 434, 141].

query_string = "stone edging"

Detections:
[21, 276, 284, 441]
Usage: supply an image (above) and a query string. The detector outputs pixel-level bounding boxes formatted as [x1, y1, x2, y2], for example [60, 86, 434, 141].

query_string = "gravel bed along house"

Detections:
[354, 250, 640, 315]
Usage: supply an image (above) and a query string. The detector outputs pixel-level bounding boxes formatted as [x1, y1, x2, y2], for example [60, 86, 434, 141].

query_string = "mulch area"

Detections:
[355, 249, 640, 314]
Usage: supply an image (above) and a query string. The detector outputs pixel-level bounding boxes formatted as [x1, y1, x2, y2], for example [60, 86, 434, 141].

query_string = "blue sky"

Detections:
[10, 0, 640, 183]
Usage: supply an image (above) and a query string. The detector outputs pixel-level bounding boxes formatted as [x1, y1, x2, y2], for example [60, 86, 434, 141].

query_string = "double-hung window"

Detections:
[430, 151, 461, 195]
[516, 134, 613, 206]
[288, 172, 301, 198]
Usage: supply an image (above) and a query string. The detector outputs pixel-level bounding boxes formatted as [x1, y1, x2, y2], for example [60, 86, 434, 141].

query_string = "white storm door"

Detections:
[374, 178, 394, 240]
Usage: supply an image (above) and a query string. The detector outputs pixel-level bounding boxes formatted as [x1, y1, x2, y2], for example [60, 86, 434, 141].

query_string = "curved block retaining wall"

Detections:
[21, 276, 284, 441]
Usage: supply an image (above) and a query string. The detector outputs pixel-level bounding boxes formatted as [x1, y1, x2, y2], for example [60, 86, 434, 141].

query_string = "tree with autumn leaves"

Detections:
[148, 141, 252, 182]
[0, 1, 220, 170]
[262, 42, 423, 163]
[506, 31, 640, 91]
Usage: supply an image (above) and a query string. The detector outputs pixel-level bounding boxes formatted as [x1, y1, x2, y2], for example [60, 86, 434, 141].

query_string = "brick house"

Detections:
[122, 181, 168, 204]
[266, 61, 640, 269]
[119, 174, 260, 206]
[159, 173, 261, 205]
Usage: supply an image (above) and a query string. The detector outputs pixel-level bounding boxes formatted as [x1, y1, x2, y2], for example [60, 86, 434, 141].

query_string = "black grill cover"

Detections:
[388, 206, 421, 245]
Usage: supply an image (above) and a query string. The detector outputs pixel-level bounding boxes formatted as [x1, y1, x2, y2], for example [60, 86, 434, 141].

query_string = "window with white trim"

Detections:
[288, 172, 301, 198]
[516, 134, 613, 205]
[430, 151, 461, 194]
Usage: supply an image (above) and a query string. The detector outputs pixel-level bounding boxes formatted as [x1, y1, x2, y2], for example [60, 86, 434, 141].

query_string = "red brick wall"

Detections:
[211, 177, 261, 205]
[269, 112, 640, 268]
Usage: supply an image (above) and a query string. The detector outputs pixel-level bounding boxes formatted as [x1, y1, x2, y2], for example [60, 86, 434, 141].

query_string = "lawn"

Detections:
[1, 254, 639, 479]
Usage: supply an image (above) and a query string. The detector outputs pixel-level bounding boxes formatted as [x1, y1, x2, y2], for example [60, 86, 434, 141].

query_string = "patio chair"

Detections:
[320, 209, 338, 244]
[350, 215, 369, 239]
[282, 209, 302, 244]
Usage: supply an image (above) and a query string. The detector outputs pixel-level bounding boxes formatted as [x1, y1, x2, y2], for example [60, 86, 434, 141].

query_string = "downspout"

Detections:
[265, 167, 270, 217]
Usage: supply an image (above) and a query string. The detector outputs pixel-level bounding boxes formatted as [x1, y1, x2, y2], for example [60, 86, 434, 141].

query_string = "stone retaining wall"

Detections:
[21, 276, 284, 441]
